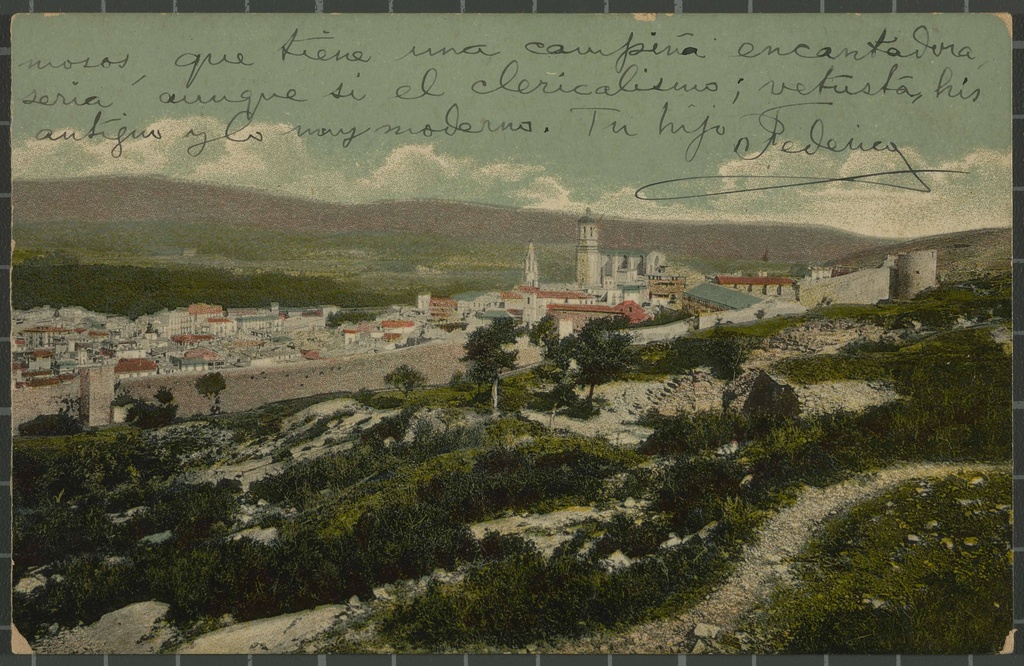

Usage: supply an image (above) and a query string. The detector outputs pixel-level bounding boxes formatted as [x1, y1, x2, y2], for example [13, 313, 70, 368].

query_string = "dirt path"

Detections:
[556, 461, 1009, 654]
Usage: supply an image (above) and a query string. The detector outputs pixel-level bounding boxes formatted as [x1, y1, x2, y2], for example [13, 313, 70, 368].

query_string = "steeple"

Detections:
[576, 208, 600, 287]
[524, 241, 539, 288]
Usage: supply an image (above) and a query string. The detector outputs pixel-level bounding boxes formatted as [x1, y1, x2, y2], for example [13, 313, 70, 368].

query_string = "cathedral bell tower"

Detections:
[524, 242, 539, 288]
[576, 208, 601, 288]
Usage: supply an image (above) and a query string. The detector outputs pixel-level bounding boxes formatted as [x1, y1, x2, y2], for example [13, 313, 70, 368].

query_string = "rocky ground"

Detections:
[469, 500, 650, 557]
[19, 317, 984, 654]
[33, 602, 176, 654]
[794, 380, 899, 416]
[750, 319, 895, 364]
[179, 605, 355, 654]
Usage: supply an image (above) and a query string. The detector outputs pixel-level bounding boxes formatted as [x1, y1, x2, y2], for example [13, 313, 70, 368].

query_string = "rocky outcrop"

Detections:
[742, 372, 801, 419]
[656, 369, 727, 416]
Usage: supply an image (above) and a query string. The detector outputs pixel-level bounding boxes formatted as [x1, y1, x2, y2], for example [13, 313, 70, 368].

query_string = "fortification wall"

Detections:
[798, 267, 892, 308]
[630, 319, 691, 344]
[13, 380, 79, 428]
[12, 341, 468, 428]
[696, 300, 806, 330]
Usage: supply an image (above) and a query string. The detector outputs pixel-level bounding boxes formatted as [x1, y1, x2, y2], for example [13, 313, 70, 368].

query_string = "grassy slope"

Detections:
[748, 472, 1012, 654]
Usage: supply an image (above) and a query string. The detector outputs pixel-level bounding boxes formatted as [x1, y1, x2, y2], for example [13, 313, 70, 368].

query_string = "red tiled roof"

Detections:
[715, 276, 795, 286]
[430, 297, 458, 308]
[517, 285, 540, 294]
[184, 348, 219, 360]
[301, 309, 324, 317]
[24, 377, 61, 387]
[613, 300, 650, 324]
[30, 349, 54, 358]
[547, 303, 618, 314]
[171, 334, 215, 344]
[341, 328, 360, 335]
[500, 291, 524, 300]
[114, 358, 158, 374]
[381, 320, 415, 329]
[382, 333, 403, 342]
[536, 290, 591, 300]
[301, 349, 322, 360]
[20, 373, 75, 388]
[188, 303, 223, 316]
[88, 330, 110, 337]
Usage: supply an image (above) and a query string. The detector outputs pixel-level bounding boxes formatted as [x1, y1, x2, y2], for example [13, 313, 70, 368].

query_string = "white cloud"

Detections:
[11, 114, 1011, 240]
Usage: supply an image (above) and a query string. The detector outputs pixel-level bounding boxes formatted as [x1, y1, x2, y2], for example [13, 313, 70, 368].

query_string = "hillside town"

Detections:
[12, 210, 938, 427]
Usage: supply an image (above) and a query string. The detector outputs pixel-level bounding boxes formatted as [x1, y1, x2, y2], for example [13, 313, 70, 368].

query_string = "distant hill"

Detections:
[15, 176, 895, 264]
[833, 228, 1011, 278]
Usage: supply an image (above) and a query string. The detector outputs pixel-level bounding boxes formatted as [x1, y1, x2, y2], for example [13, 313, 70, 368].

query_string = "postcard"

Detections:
[9, 12, 1013, 655]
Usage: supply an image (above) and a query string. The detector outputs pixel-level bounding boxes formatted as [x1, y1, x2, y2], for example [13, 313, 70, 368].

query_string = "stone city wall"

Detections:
[630, 319, 691, 345]
[697, 299, 807, 330]
[797, 267, 893, 308]
[13, 341, 469, 427]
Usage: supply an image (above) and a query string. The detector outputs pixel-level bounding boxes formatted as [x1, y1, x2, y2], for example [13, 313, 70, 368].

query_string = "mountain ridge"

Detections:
[15, 175, 903, 264]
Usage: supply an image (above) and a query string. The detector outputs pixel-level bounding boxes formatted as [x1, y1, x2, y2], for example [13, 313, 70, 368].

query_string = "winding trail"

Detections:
[555, 461, 1009, 654]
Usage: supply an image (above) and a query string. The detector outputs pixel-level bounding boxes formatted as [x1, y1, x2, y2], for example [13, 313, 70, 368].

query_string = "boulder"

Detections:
[742, 371, 800, 419]
[697, 521, 719, 540]
[601, 550, 633, 571]
[693, 623, 721, 639]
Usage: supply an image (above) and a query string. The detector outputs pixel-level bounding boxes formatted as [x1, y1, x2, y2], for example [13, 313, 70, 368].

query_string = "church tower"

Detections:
[524, 242, 539, 288]
[576, 208, 601, 288]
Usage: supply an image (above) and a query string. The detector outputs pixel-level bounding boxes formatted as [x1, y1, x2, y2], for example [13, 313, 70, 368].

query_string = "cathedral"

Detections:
[517, 209, 669, 310]
[574, 208, 665, 298]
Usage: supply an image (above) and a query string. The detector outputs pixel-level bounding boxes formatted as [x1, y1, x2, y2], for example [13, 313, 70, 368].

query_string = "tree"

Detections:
[565, 316, 638, 407]
[705, 331, 758, 381]
[384, 364, 427, 397]
[463, 318, 521, 411]
[530, 316, 578, 426]
[528, 315, 559, 350]
[195, 372, 227, 414]
[126, 387, 178, 429]
[18, 397, 82, 437]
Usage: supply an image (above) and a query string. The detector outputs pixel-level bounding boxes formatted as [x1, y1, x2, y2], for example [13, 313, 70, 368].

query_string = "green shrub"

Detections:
[360, 409, 415, 448]
[272, 447, 294, 463]
[14, 555, 145, 641]
[593, 513, 671, 559]
[654, 456, 748, 534]
[749, 473, 1012, 653]
[382, 533, 740, 651]
[18, 412, 83, 437]
[417, 444, 628, 524]
[478, 531, 540, 562]
[639, 411, 748, 456]
[354, 503, 477, 583]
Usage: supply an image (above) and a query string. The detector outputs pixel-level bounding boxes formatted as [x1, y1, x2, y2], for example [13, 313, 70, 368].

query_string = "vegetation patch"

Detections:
[747, 473, 1012, 654]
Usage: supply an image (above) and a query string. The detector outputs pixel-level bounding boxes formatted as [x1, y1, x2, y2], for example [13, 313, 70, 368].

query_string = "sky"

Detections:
[10, 13, 1013, 239]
